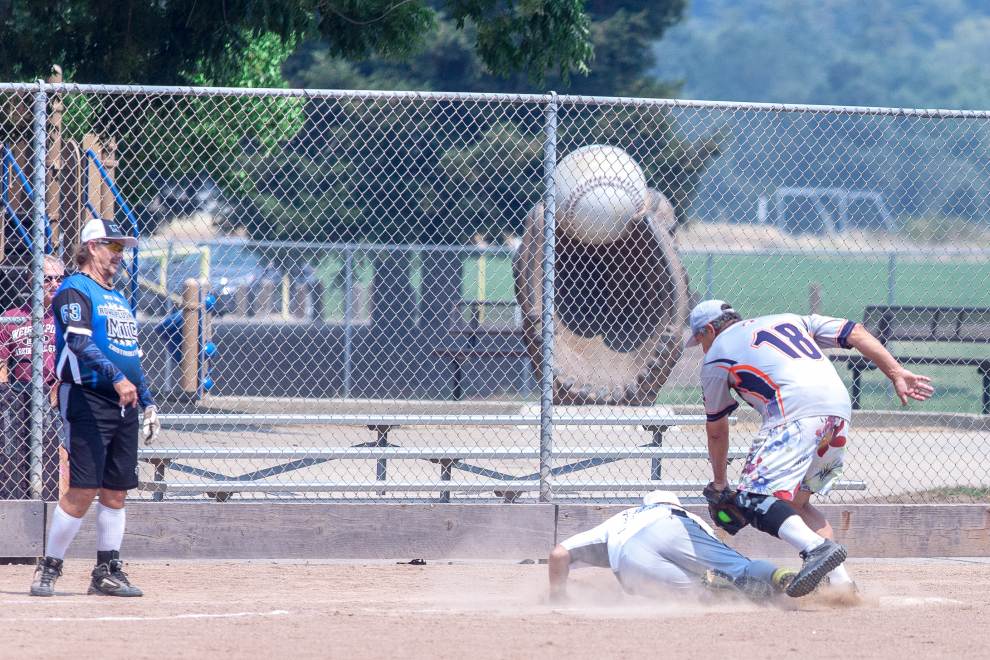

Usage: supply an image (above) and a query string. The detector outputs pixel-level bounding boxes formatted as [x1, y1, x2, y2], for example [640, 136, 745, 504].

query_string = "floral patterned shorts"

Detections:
[736, 415, 848, 500]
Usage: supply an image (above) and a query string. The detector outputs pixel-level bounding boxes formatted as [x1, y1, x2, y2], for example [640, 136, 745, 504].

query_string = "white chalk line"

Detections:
[360, 597, 968, 616]
[356, 606, 686, 619]
[358, 606, 552, 618]
[0, 609, 290, 622]
[879, 596, 964, 608]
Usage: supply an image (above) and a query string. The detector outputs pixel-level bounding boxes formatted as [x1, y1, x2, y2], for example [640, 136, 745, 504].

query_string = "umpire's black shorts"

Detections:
[58, 383, 139, 491]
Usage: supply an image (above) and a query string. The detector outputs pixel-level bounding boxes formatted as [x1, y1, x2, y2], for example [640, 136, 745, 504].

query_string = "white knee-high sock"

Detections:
[96, 504, 126, 552]
[777, 515, 826, 554]
[46, 505, 84, 560]
[827, 563, 853, 585]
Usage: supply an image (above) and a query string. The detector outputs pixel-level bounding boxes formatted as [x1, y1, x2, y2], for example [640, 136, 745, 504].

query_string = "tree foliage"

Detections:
[266, 1, 709, 243]
[2, 0, 715, 244]
[288, 2, 685, 97]
[0, 0, 592, 85]
[0, 0, 312, 84]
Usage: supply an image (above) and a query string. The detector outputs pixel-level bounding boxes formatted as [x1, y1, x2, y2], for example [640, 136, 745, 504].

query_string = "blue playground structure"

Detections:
[3, 142, 217, 399]
[1, 144, 52, 254]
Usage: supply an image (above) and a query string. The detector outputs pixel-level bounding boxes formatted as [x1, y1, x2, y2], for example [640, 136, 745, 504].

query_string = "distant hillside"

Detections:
[653, 0, 990, 109]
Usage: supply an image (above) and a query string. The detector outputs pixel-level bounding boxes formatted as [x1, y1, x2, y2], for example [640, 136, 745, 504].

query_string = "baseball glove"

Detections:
[702, 482, 749, 535]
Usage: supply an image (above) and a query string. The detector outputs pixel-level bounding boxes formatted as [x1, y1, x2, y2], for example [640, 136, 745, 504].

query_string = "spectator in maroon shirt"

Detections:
[0, 255, 65, 500]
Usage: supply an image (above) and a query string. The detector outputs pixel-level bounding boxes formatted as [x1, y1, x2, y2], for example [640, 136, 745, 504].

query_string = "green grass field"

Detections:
[681, 253, 990, 320]
[460, 252, 990, 316]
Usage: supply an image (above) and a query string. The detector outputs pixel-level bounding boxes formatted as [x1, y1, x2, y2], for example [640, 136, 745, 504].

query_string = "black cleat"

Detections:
[30, 556, 63, 597]
[786, 539, 848, 598]
[88, 559, 143, 597]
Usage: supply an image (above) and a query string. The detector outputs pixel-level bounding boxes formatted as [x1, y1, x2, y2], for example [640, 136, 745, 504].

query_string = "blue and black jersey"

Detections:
[53, 273, 154, 407]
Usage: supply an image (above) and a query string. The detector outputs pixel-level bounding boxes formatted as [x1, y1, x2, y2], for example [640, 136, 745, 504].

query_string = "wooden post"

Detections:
[180, 278, 200, 394]
[82, 134, 102, 216]
[99, 137, 117, 220]
[46, 66, 63, 250]
[809, 282, 822, 315]
[60, 140, 83, 249]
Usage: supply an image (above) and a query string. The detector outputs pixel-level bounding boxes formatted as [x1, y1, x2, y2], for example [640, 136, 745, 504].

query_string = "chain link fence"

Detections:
[2, 82, 988, 504]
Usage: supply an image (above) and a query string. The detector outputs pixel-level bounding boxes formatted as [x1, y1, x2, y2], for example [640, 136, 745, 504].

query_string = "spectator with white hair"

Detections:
[0, 254, 65, 501]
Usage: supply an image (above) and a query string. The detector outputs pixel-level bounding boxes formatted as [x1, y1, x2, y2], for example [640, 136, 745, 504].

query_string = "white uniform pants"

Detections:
[613, 511, 775, 595]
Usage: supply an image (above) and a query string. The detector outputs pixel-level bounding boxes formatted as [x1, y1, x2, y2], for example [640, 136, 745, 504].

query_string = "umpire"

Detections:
[30, 217, 160, 598]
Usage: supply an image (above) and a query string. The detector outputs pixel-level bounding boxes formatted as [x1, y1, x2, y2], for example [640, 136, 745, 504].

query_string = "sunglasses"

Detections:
[43, 275, 62, 284]
[95, 240, 126, 254]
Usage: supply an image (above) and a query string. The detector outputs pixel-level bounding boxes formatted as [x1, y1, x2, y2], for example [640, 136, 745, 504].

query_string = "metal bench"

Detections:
[830, 305, 990, 413]
[140, 413, 866, 501]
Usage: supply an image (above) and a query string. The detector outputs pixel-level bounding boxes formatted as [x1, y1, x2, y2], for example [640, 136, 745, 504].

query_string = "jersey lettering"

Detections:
[97, 302, 138, 344]
[106, 317, 138, 342]
[60, 303, 82, 323]
[752, 322, 823, 360]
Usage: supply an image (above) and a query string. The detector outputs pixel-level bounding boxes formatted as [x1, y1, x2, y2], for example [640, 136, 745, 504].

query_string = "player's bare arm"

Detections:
[547, 545, 571, 602]
[706, 416, 731, 489]
[846, 324, 935, 405]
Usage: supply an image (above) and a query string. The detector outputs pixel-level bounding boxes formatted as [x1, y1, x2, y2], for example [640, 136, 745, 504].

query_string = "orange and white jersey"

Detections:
[700, 313, 855, 432]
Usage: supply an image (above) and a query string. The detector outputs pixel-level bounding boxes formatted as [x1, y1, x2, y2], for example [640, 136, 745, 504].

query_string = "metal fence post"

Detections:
[705, 252, 714, 299]
[539, 92, 558, 503]
[343, 246, 355, 397]
[28, 80, 48, 499]
[887, 252, 896, 305]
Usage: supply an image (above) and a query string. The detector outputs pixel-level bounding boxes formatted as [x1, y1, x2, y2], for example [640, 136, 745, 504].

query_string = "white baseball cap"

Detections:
[80, 217, 138, 248]
[684, 299, 735, 347]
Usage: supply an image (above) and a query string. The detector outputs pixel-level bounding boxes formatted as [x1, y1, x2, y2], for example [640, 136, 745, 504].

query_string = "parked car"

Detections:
[134, 241, 322, 319]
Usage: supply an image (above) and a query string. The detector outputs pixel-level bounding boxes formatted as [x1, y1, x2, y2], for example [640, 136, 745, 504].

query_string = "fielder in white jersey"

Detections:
[548, 492, 794, 603]
[685, 300, 934, 599]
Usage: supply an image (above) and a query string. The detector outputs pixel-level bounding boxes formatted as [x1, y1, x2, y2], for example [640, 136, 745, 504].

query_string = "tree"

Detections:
[277, 1, 710, 237]
[0, 0, 311, 84]
[288, 2, 686, 97]
[6, 1, 714, 246]
[3, 1, 596, 239]
[0, 0, 591, 85]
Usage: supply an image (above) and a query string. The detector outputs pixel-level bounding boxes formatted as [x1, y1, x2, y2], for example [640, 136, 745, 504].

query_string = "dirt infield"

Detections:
[1, 559, 987, 659]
